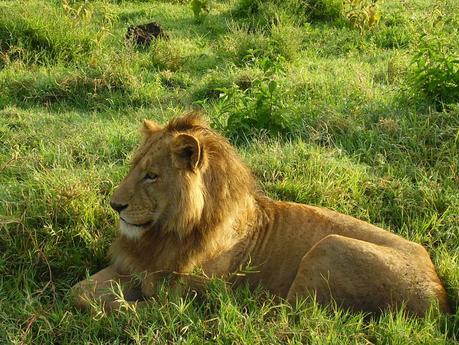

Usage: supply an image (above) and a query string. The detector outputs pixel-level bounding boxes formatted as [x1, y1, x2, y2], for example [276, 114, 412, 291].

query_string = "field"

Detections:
[1, 0, 458, 343]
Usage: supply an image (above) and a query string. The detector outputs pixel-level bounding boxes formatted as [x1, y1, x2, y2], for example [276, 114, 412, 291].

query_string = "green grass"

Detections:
[1, 0, 458, 343]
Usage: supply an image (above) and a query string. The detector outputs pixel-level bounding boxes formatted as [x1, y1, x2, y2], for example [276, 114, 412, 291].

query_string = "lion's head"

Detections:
[110, 113, 256, 241]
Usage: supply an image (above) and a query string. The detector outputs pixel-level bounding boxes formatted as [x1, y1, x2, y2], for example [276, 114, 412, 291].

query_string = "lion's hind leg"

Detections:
[286, 234, 449, 316]
[70, 266, 143, 312]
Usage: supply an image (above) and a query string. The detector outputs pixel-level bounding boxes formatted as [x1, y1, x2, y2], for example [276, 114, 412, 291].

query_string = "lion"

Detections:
[71, 113, 450, 316]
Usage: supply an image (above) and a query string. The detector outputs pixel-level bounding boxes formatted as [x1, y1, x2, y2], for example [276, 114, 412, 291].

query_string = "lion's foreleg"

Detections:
[70, 265, 139, 311]
[141, 271, 211, 298]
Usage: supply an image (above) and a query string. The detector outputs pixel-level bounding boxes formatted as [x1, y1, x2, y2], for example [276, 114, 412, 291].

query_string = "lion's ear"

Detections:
[141, 119, 161, 135]
[171, 134, 202, 171]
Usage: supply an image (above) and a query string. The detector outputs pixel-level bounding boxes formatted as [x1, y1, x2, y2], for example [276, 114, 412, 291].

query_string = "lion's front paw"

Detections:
[70, 272, 147, 312]
[70, 280, 94, 311]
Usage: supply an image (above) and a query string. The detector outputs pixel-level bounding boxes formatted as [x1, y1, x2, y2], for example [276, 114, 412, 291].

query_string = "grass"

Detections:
[0, 0, 458, 343]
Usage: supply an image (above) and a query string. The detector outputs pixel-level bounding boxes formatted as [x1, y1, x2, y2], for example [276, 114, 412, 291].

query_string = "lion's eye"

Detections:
[144, 173, 159, 182]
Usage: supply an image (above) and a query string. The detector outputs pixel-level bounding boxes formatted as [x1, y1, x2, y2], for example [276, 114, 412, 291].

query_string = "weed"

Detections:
[234, 0, 381, 31]
[411, 34, 459, 108]
[214, 55, 294, 138]
[191, 0, 210, 22]
[233, 0, 290, 29]
[343, 0, 381, 32]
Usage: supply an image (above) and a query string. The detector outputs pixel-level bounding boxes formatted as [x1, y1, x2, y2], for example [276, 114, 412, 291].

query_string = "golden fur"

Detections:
[71, 113, 450, 315]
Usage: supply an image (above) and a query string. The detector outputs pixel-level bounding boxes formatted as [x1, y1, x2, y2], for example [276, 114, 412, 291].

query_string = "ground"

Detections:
[0, 0, 458, 343]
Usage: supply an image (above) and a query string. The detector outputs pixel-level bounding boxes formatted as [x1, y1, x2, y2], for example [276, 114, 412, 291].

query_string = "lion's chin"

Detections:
[119, 220, 149, 240]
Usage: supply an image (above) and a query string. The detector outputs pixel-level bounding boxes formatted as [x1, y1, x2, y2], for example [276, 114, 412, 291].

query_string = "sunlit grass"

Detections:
[0, 0, 457, 343]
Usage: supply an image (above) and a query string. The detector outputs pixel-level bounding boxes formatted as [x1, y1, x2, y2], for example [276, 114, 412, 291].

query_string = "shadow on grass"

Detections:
[0, 67, 158, 112]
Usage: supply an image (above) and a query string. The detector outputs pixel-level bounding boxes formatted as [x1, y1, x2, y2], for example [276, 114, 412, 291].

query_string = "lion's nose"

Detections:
[110, 201, 128, 213]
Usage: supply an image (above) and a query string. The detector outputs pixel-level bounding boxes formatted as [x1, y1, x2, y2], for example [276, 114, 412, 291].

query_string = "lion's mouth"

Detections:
[120, 217, 151, 228]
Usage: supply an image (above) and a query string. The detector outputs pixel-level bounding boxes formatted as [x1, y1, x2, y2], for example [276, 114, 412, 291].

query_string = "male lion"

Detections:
[71, 113, 450, 315]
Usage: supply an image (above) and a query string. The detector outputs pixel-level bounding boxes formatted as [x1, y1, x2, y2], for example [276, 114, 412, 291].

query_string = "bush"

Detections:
[213, 56, 295, 139]
[411, 35, 459, 107]
[190, 0, 210, 22]
[342, 0, 381, 32]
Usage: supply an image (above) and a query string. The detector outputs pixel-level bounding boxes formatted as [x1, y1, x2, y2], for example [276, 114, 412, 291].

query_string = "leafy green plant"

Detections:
[213, 55, 293, 139]
[190, 0, 210, 22]
[411, 35, 459, 107]
[343, 0, 381, 31]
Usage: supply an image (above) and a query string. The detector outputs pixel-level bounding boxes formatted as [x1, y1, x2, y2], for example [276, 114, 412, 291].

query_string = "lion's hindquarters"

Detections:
[286, 234, 447, 316]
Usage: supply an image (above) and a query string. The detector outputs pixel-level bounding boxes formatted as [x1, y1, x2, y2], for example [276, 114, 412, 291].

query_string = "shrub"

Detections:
[190, 0, 210, 22]
[411, 35, 459, 107]
[343, 0, 381, 32]
[213, 56, 295, 139]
